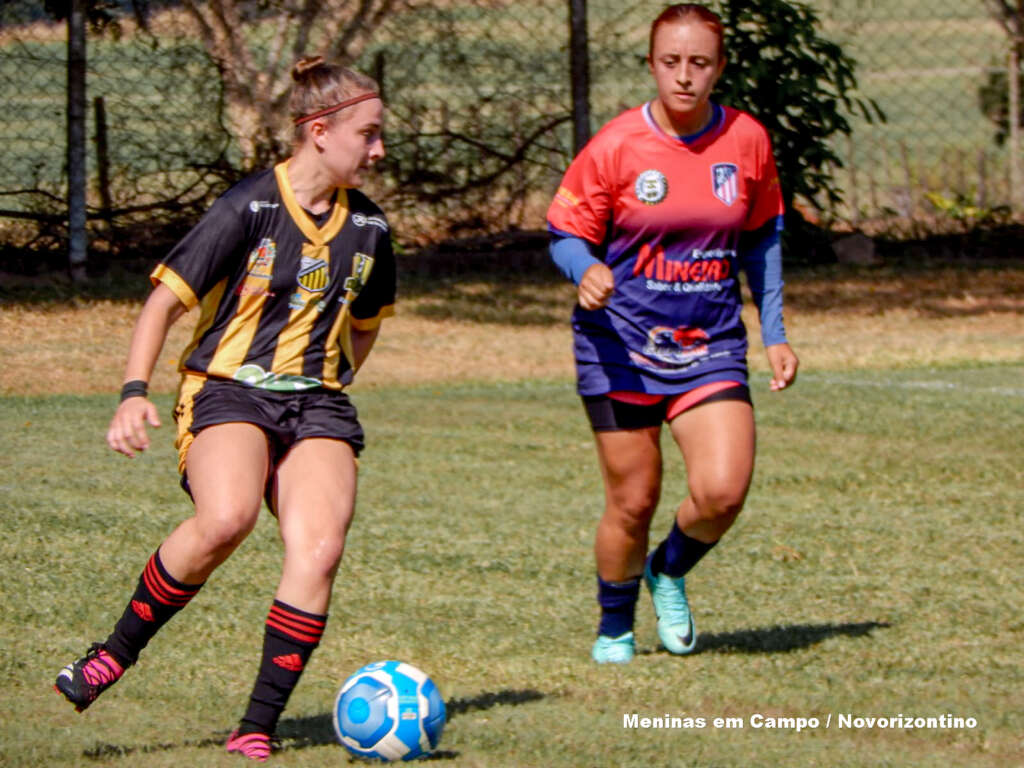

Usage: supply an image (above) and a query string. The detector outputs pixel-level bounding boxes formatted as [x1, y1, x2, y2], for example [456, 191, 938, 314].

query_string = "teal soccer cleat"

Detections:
[591, 631, 635, 664]
[644, 558, 697, 654]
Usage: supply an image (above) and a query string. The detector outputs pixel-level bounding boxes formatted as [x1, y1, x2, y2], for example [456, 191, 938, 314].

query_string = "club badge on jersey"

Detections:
[297, 255, 329, 292]
[634, 169, 669, 205]
[246, 238, 276, 279]
[711, 163, 739, 206]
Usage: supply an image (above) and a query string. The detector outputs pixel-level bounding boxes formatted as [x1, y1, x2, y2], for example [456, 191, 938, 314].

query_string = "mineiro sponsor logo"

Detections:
[633, 243, 733, 283]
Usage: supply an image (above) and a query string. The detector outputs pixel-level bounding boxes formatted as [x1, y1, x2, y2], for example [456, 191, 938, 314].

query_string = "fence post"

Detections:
[1008, 43, 1021, 214]
[94, 96, 114, 246]
[67, 0, 88, 282]
[373, 50, 386, 103]
[569, 0, 590, 155]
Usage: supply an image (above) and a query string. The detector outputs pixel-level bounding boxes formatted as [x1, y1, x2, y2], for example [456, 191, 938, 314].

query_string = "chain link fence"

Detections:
[0, 0, 1020, 270]
[814, 0, 1021, 235]
[0, 0, 234, 266]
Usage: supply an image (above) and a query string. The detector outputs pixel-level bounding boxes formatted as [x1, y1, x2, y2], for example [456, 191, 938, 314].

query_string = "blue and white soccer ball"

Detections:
[333, 660, 446, 761]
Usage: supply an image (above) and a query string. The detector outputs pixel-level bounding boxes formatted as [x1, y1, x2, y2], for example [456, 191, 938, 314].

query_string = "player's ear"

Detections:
[713, 55, 727, 84]
[308, 118, 329, 149]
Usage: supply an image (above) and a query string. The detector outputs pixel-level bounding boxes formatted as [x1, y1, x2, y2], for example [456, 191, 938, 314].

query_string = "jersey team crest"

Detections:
[298, 255, 329, 292]
[343, 252, 375, 296]
[711, 163, 739, 206]
[634, 169, 668, 205]
[246, 238, 276, 279]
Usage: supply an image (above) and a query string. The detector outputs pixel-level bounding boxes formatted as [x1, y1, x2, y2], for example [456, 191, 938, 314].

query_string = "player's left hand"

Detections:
[765, 343, 799, 391]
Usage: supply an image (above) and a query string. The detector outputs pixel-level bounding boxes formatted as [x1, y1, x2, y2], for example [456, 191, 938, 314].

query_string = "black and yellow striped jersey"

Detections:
[152, 161, 395, 391]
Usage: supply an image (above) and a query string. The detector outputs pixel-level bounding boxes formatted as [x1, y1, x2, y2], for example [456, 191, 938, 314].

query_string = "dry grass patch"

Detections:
[1, 264, 1020, 397]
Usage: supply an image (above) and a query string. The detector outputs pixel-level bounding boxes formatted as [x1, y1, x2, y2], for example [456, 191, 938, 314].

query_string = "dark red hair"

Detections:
[648, 3, 726, 61]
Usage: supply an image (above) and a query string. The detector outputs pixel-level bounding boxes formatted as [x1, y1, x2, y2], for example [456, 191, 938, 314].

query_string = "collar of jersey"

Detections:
[642, 101, 723, 147]
[274, 161, 348, 245]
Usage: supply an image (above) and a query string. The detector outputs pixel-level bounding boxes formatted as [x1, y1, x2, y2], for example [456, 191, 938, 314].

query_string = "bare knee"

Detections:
[286, 528, 348, 579]
[605, 486, 660, 539]
[194, 505, 259, 555]
[689, 481, 747, 523]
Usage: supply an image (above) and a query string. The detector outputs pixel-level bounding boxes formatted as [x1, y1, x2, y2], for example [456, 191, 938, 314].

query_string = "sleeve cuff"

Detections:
[351, 303, 395, 330]
[150, 264, 198, 310]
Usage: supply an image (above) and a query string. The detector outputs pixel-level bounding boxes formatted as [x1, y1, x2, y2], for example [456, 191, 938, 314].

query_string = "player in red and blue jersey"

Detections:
[547, 3, 799, 663]
[53, 57, 394, 761]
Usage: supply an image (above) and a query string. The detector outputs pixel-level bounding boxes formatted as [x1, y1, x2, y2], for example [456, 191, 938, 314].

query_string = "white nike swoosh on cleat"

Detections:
[58, 667, 73, 680]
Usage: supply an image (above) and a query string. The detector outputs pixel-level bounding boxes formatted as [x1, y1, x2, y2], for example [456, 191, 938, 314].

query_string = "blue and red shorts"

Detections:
[582, 380, 751, 432]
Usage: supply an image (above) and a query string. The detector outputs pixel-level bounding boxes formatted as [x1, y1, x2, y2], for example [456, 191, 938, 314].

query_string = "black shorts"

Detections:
[174, 374, 364, 500]
[583, 382, 752, 432]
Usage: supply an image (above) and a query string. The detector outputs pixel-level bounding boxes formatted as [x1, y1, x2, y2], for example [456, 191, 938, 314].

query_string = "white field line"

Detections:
[798, 372, 1024, 398]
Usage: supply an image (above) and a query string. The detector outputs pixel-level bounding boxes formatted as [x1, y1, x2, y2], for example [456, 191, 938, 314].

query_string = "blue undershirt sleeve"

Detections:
[549, 229, 602, 286]
[739, 215, 788, 347]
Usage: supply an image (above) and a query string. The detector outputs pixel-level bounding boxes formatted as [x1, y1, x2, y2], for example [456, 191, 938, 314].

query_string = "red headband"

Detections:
[294, 92, 380, 125]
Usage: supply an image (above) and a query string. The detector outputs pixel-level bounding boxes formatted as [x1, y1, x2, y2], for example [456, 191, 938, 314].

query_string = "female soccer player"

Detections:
[547, 3, 799, 663]
[54, 57, 395, 761]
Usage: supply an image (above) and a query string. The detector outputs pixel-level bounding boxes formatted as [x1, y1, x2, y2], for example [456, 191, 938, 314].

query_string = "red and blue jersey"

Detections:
[547, 102, 785, 395]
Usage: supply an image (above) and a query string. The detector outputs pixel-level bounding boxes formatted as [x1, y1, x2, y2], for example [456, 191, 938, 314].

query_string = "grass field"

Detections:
[1, 261, 1022, 767]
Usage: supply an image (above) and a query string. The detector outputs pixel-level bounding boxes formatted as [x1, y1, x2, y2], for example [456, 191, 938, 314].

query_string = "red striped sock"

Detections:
[238, 600, 327, 736]
[104, 549, 204, 666]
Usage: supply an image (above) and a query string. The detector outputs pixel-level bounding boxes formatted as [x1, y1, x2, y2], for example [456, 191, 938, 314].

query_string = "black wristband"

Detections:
[120, 379, 149, 402]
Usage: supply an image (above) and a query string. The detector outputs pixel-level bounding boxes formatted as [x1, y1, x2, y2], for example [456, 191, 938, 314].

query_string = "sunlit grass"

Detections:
[1, 364, 1021, 767]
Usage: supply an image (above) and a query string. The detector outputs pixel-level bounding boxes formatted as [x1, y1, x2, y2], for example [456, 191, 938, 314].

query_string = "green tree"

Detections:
[711, 0, 882, 235]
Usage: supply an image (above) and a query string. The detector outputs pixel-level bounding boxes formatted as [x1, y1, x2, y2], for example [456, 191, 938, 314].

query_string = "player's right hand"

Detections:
[578, 262, 615, 310]
[107, 397, 161, 458]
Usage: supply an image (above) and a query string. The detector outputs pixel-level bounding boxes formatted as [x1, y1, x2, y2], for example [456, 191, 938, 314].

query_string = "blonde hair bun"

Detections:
[292, 56, 326, 80]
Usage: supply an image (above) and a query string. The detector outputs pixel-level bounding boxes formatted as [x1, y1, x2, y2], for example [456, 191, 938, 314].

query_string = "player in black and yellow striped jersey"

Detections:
[55, 56, 395, 762]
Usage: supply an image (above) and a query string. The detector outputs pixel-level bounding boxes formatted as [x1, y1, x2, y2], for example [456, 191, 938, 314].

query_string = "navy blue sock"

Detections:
[596, 576, 640, 638]
[650, 522, 717, 578]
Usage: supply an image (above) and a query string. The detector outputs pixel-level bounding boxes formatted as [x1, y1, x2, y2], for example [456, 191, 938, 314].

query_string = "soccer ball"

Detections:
[333, 660, 446, 761]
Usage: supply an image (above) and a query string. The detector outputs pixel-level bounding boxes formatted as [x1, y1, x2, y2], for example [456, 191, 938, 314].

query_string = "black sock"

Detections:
[104, 549, 204, 667]
[596, 575, 641, 638]
[239, 600, 327, 736]
[650, 522, 718, 578]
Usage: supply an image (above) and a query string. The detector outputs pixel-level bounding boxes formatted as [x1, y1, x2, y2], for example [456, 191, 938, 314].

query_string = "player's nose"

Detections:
[369, 136, 385, 162]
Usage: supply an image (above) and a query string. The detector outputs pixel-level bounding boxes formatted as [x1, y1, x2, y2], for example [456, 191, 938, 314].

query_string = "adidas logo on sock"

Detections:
[272, 653, 304, 671]
[131, 600, 155, 621]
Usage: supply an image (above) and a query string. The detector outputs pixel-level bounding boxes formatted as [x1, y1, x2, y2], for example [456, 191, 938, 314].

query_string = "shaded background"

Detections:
[0, 0, 1021, 277]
